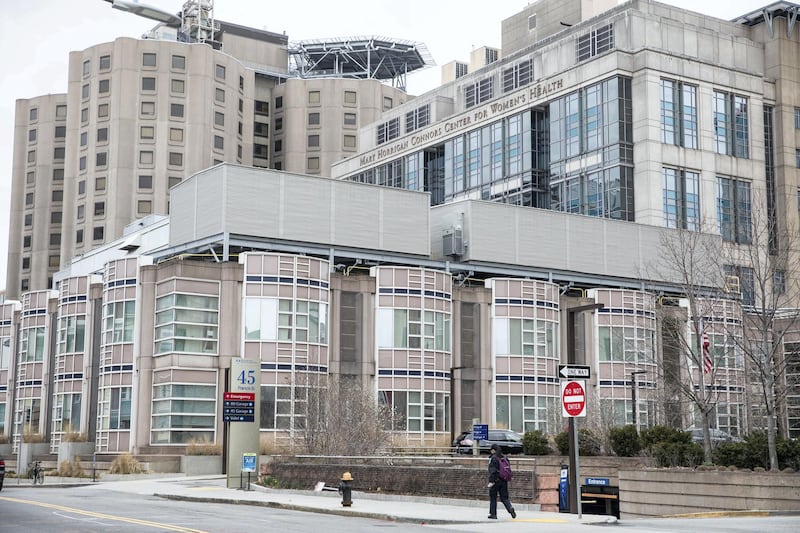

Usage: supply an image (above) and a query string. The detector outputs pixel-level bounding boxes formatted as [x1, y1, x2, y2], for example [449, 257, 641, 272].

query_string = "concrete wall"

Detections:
[619, 468, 800, 518]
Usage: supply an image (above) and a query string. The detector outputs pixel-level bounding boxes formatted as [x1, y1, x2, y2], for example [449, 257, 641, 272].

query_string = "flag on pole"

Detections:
[702, 332, 713, 374]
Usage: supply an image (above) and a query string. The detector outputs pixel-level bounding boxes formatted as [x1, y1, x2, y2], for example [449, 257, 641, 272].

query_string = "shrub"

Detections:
[554, 429, 601, 456]
[58, 459, 85, 477]
[609, 425, 642, 457]
[0, 434, 9, 444]
[713, 433, 800, 470]
[22, 432, 45, 443]
[109, 453, 144, 474]
[777, 437, 800, 471]
[186, 439, 222, 456]
[63, 432, 88, 443]
[522, 430, 551, 455]
[640, 425, 691, 448]
[651, 441, 704, 467]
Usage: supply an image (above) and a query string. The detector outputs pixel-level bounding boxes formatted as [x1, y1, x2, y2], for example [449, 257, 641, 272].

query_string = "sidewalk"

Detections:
[101, 475, 617, 526]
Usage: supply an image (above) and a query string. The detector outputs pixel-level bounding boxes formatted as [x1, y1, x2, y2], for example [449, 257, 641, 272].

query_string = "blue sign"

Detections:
[472, 424, 488, 440]
[242, 453, 257, 473]
[585, 477, 610, 486]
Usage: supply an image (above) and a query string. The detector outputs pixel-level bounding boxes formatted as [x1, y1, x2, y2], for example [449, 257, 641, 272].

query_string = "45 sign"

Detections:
[231, 358, 258, 393]
[237, 369, 256, 386]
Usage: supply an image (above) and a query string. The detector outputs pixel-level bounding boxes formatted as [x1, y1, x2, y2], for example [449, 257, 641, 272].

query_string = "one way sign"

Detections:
[558, 364, 591, 379]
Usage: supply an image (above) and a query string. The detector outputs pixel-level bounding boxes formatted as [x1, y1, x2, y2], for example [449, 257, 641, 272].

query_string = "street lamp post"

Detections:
[566, 303, 604, 516]
[630, 370, 646, 430]
[449, 366, 466, 447]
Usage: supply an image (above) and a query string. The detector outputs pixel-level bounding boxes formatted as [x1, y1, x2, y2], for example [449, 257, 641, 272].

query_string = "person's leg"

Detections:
[489, 483, 499, 517]
[499, 481, 516, 518]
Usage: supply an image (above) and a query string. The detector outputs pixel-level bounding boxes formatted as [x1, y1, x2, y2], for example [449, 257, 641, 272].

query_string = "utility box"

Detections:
[443, 226, 464, 257]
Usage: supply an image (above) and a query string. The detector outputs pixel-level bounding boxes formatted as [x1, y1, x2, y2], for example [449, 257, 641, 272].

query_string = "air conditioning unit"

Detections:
[724, 275, 740, 294]
[443, 226, 464, 257]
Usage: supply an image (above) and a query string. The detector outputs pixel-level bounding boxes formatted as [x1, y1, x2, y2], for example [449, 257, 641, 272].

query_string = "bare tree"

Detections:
[303, 375, 393, 456]
[714, 192, 800, 471]
[648, 223, 733, 463]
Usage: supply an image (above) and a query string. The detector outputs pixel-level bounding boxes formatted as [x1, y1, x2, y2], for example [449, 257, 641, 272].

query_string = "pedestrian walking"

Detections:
[487, 443, 516, 519]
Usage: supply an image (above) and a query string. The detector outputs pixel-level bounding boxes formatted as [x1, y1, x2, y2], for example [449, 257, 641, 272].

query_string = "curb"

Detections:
[661, 510, 800, 519]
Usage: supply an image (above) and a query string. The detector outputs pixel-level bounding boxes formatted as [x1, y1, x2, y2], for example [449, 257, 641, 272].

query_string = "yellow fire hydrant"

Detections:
[338, 471, 353, 507]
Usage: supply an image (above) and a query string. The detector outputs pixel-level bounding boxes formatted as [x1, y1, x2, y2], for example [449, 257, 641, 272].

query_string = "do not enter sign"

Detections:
[561, 380, 587, 417]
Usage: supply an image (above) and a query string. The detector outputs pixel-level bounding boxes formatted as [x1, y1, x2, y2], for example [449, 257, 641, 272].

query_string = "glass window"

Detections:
[275, 96, 283, 109]
[94, 201, 105, 216]
[344, 112, 356, 126]
[169, 152, 183, 166]
[99, 79, 110, 93]
[54, 147, 65, 160]
[52, 189, 63, 202]
[79, 155, 86, 170]
[718, 176, 752, 244]
[142, 52, 157, 67]
[28, 129, 36, 142]
[308, 90, 320, 104]
[26, 171, 34, 184]
[150, 383, 215, 444]
[215, 64, 226, 80]
[660, 79, 697, 149]
[80, 131, 88, 146]
[140, 125, 154, 139]
[343, 135, 356, 148]
[170, 103, 184, 118]
[76, 229, 83, 244]
[105, 387, 132, 430]
[77, 204, 84, 219]
[93, 226, 104, 241]
[29, 107, 38, 121]
[138, 200, 152, 214]
[307, 134, 319, 148]
[214, 111, 224, 126]
[138, 175, 153, 189]
[53, 168, 64, 181]
[168, 176, 181, 188]
[215, 88, 225, 103]
[50, 233, 61, 246]
[141, 101, 155, 116]
[28, 150, 36, 163]
[96, 152, 107, 167]
[172, 55, 185, 70]
[344, 90, 357, 104]
[81, 84, 90, 99]
[714, 90, 749, 158]
[82, 59, 90, 77]
[97, 127, 108, 142]
[795, 107, 800, 129]
[55, 125, 66, 138]
[80, 107, 88, 123]
[307, 156, 320, 171]
[170, 127, 183, 142]
[142, 77, 156, 91]
[98, 103, 109, 117]
[662, 167, 699, 230]
[95, 176, 106, 191]
[24, 214, 32, 226]
[78, 180, 86, 195]
[99, 55, 111, 70]
[383, 96, 393, 110]
[139, 150, 154, 165]
[171, 79, 184, 93]
[214, 135, 224, 150]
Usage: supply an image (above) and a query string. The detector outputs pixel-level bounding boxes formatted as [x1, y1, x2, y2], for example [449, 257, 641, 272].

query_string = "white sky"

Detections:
[0, 0, 769, 290]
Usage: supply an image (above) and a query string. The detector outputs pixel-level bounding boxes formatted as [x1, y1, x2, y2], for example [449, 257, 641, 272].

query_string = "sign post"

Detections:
[225, 358, 260, 489]
[562, 380, 586, 519]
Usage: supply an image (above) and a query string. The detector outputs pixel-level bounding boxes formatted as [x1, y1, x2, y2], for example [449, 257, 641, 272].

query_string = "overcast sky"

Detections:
[0, 0, 769, 290]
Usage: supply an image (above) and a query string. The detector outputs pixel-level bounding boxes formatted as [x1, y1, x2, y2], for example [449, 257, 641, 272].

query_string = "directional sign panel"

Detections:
[561, 380, 587, 417]
[558, 364, 591, 379]
[223, 391, 256, 422]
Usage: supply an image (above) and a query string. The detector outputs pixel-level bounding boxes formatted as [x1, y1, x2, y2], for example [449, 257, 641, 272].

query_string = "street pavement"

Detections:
[4, 474, 617, 526]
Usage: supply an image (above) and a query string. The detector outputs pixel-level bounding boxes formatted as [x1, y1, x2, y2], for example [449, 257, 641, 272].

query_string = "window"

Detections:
[170, 127, 183, 142]
[96, 152, 107, 167]
[171, 79, 184, 93]
[55, 125, 66, 138]
[82, 59, 90, 77]
[245, 298, 328, 343]
[51, 211, 62, 224]
[307, 156, 320, 171]
[141, 101, 155, 116]
[155, 293, 219, 355]
[81, 84, 90, 99]
[77, 205, 85, 219]
[661, 79, 698, 148]
[53, 168, 64, 181]
[274, 139, 282, 153]
[142, 52, 157, 67]
[138, 200, 152, 214]
[464, 77, 494, 108]
[274, 117, 283, 131]
[27, 150, 36, 163]
[344, 112, 357, 126]
[98, 103, 109, 118]
[80, 131, 88, 146]
[52, 189, 63, 202]
[99, 79, 110, 94]
[93, 226, 104, 240]
[24, 214, 32, 227]
[405, 104, 430, 133]
[23, 235, 31, 248]
[773, 270, 786, 295]
[215, 88, 225, 103]
[172, 54, 185, 70]
[214, 111, 224, 126]
[378, 308, 449, 351]
[502, 59, 533, 93]
[151, 383, 215, 444]
[142, 77, 156, 91]
[577, 24, 614, 61]
[170, 103, 184, 118]
[344, 90, 356, 104]
[140, 125, 154, 140]
[254, 122, 268, 136]
[796, 149, 800, 169]
[343, 135, 356, 148]
[99, 55, 111, 70]
[139, 150, 154, 165]
[102, 387, 131, 430]
[79, 155, 86, 171]
[254, 100, 269, 115]
[239, 75, 244, 90]
[383, 96, 393, 110]
[795, 107, 800, 129]
[22, 256, 30, 270]
[376, 117, 400, 144]
[25, 192, 33, 206]
[76, 229, 83, 244]
[308, 90, 320, 104]
[725, 265, 755, 306]
[718, 177, 752, 244]
[28, 129, 36, 142]
[168, 176, 182, 188]
[714, 90, 749, 158]
[26, 171, 34, 184]
[54, 147, 65, 160]
[254, 143, 268, 159]
[275, 96, 283, 109]
[215, 64, 226, 80]
[169, 152, 183, 166]
[213, 135, 224, 150]
[50, 233, 61, 246]
[29, 107, 38, 121]
[307, 134, 319, 148]
[95, 176, 106, 191]
[97, 127, 108, 142]
[48, 254, 59, 268]
[94, 201, 105, 216]
[139, 175, 153, 189]
[80, 108, 88, 123]
[308, 112, 320, 126]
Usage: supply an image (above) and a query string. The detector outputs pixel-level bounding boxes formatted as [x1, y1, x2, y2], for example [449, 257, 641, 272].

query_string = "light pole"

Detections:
[566, 302, 604, 516]
[449, 366, 466, 446]
[630, 370, 646, 430]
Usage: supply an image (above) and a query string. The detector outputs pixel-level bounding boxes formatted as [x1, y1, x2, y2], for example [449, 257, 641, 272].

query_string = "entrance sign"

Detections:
[561, 380, 587, 417]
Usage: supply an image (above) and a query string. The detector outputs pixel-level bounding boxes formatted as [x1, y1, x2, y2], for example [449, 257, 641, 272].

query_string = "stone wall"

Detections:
[620, 468, 800, 518]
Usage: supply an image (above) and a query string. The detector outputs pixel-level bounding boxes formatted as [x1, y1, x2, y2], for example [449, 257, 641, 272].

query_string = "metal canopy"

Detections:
[731, 1, 799, 37]
[289, 36, 434, 91]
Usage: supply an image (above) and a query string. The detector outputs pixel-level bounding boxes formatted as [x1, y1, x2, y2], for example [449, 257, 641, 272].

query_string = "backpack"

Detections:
[498, 456, 513, 481]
